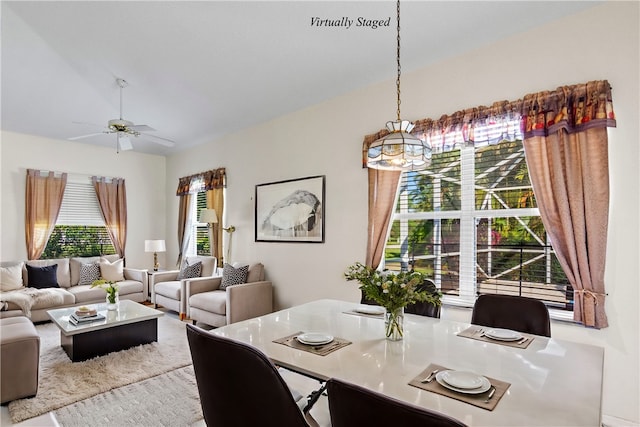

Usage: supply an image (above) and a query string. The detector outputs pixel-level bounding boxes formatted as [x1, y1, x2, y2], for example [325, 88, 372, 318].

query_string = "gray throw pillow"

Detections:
[220, 263, 248, 290]
[177, 261, 202, 280]
[79, 263, 101, 285]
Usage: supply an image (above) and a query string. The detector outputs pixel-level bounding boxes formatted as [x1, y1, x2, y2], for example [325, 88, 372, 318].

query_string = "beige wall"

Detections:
[0, 2, 637, 423]
[0, 132, 167, 269]
[167, 2, 639, 422]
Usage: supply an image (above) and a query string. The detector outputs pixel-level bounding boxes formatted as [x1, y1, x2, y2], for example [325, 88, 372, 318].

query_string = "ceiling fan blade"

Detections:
[129, 124, 156, 132]
[68, 132, 109, 141]
[142, 133, 176, 147]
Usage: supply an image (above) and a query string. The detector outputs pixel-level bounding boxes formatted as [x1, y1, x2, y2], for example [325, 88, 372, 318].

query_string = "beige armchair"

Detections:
[151, 256, 217, 320]
[186, 262, 273, 327]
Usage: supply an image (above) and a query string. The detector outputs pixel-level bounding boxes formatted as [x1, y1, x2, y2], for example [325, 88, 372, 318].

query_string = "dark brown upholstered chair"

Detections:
[327, 378, 468, 427]
[471, 294, 551, 337]
[186, 324, 315, 427]
[405, 279, 441, 318]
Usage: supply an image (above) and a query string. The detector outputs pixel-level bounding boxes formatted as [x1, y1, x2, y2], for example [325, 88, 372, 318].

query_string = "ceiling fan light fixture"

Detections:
[117, 132, 133, 151]
[367, 0, 431, 172]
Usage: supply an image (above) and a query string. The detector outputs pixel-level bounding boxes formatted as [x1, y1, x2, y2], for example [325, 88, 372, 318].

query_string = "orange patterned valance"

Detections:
[362, 80, 616, 167]
[176, 168, 226, 196]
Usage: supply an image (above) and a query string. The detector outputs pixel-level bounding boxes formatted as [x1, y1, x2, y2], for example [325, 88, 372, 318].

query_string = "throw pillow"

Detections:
[26, 264, 59, 289]
[99, 257, 125, 282]
[0, 262, 24, 291]
[79, 262, 101, 285]
[220, 263, 248, 290]
[177, 261, 202, 280]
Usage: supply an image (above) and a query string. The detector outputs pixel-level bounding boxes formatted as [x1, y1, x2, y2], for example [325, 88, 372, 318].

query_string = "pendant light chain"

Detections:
[395, 0, 402, 122]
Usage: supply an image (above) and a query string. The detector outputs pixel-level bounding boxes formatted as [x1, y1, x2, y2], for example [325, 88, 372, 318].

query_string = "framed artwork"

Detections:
[255, 175, 325, 243]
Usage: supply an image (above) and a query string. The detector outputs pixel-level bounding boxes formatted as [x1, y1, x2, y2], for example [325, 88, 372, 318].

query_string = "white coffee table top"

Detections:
[47, 300, 164, 336]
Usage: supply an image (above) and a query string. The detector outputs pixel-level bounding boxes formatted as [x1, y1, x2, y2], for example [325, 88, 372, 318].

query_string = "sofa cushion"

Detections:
[247, 263, 265, 283]
[189, 290, 226, 315]
[26, 264, 59, 289]
[177, 261, 202, 280]
[155, 281, 181, 300]
[78, 263, 101, 285]
[2, 288, 74, 311]
[220, 263, 248, 290]
[24, 258, 71, 288]
[1, 262, 24, 292]
[99, 258, 125, 282]
[185, 256, 216, 277]
[70, 255, 120, 285]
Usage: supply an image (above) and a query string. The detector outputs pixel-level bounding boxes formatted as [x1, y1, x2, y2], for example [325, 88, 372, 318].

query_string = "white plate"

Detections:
[440, 370, 485, 389]
[484, 328, 523, 341]
[354, 305, 385, 315]
[296, 333, 334, 346]
[436, 371, 491, 394]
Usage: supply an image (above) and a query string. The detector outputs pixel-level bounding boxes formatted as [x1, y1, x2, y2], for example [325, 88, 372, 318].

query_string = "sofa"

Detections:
[186, 262, 273, 328]
[0, 255, 148, 323]
[0, 316, 40, 403]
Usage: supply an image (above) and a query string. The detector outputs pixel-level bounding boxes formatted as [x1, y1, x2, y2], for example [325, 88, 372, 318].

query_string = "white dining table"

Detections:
[211, 298, 603, 426]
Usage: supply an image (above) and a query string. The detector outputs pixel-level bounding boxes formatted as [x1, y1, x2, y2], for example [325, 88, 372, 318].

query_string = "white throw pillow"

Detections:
[0, 262, 24, 291]
[99, 257, 125, 282]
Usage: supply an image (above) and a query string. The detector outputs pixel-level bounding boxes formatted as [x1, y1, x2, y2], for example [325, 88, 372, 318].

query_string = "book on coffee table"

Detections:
[69, 313, 105, 325]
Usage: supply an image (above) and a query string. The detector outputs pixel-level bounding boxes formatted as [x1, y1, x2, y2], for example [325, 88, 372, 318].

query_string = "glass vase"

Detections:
[106, 292, 119, 311]
[385, 307, 404, 341]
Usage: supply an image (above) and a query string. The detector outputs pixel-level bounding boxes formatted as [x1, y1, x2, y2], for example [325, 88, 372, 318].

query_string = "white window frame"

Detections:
[384, 141, 574, 321]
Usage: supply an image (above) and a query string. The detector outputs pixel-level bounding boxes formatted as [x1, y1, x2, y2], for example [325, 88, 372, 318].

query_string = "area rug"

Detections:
[8, 314, 192, 423]
[53, 366, 203, 426]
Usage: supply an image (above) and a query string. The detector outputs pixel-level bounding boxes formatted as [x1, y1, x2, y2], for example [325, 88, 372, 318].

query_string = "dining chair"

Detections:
[186, 324, 320, 427]
[471, 294, 551, 337]
[405, 278, 441, 318]
[327, 378, 468, 427]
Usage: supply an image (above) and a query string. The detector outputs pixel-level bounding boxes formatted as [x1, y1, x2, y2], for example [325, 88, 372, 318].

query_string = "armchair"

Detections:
[151, 256, 217, 320]
[187, 262, 273, 327]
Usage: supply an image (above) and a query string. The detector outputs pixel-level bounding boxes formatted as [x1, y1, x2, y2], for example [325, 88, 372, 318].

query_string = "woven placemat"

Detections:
[273, 332, 351, 356]
[408, 363, 510, 411]
[457, 326, 534, 349]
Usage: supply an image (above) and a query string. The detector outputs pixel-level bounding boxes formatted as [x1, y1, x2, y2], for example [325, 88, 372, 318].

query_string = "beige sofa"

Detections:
[186, 262, 273, 327]
[0, 255, 147, 322]
[0, 316, 40, 403]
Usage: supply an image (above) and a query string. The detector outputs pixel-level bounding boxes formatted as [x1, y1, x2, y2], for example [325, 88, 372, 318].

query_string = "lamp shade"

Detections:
[199, 208, 219, 224]
[144, 239, 166, 253]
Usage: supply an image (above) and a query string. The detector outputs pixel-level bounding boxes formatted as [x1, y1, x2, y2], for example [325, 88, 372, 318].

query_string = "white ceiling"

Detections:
[1, 1, 601, 156]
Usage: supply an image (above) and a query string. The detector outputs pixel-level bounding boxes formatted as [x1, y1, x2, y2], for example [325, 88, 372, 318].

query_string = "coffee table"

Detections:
[47, 300, 164, 362]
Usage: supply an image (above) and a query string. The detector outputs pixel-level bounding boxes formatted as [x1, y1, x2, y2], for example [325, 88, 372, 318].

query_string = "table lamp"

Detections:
[145, 239, 166, 271]
[199, 208, 219, 257]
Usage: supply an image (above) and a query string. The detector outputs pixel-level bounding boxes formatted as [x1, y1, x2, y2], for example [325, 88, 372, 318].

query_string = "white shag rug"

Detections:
[8, 314, 193, 423]
[53, 366, 202, 427]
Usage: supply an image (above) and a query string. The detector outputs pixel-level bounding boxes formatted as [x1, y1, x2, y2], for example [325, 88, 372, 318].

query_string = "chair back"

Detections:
[185, 256, 217, 277]
[186, 324, 309, 427]
[471, 294, 551, 337]
[405, 279, 441, 318]
[327, 378, 467, 427]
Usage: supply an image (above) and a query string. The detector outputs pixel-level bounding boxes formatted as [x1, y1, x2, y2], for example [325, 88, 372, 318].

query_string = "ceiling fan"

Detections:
[69, 78, 176, 152]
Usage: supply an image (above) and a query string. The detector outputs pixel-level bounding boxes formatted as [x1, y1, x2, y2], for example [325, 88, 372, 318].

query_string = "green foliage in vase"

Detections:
[344, 262, 441, 311]
[91, 279, 119, 303]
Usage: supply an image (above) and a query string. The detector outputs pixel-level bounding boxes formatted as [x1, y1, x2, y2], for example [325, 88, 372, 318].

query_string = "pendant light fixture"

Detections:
[367, 0, 431, 171]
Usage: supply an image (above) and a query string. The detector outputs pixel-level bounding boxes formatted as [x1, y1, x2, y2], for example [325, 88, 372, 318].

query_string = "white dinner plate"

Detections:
[296, 333, 334, 346]
[440, 370, 486, 389]
[484, 328, 523, 341]
[436, 371, 491, 394]
[354, 305, 385, 315]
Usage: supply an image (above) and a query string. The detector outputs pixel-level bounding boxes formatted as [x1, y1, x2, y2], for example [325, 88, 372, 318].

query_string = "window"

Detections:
[42, 177, 116, 258]
[383, 137, 573, 311]
[187, 191, 211, 256]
